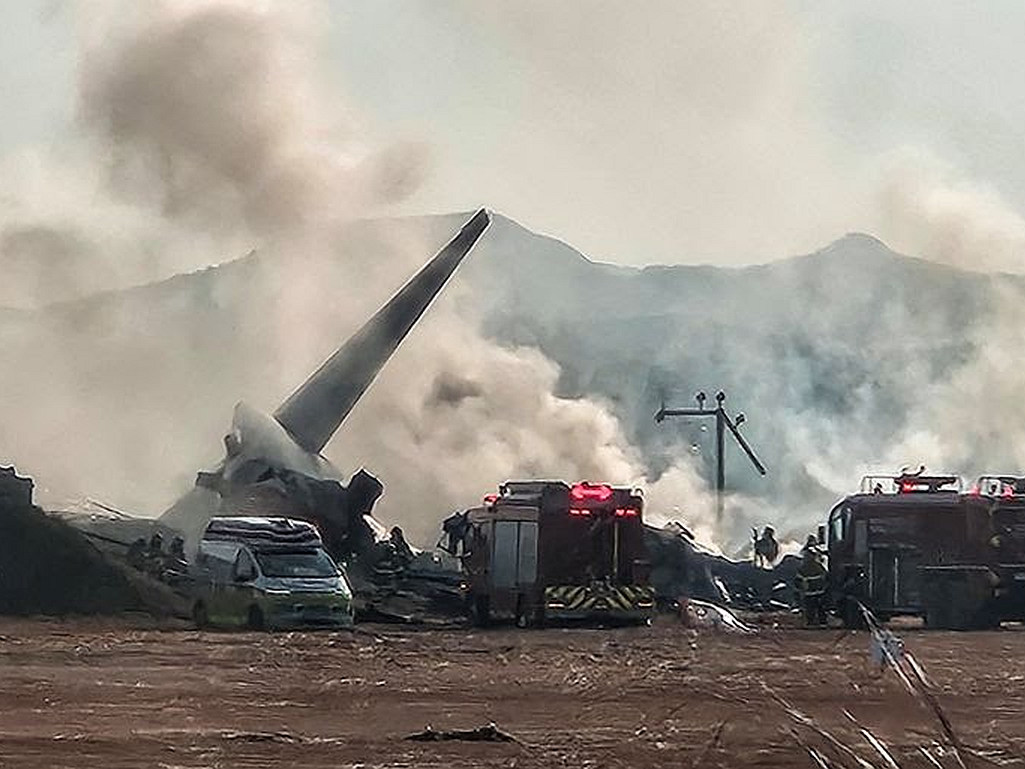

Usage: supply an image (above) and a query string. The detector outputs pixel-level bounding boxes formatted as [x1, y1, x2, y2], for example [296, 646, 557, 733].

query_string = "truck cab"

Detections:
[190, 517, 354, 630]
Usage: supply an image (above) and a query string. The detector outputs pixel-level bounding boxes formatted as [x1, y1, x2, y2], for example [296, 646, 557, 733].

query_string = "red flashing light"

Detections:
[570, 482, 613, 502]
[900, 483, 915, 494]
[569, 508, 592, 517]
[1003, 485, 1015, 499]
[614, 507, 639, 518]
[968, 485, 981, 496]
[483, 493, 498, 506]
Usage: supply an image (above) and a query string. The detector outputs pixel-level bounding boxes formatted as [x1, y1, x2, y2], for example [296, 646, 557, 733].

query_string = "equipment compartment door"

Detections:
[895, 549, 922, 609]
[492, 521, 519, 588]
[869, 548, 898, 609]
[517, 521, 538, 585]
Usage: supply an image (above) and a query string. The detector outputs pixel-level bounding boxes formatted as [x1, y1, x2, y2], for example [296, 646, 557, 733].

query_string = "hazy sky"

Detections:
[5, 0, 1025, 267]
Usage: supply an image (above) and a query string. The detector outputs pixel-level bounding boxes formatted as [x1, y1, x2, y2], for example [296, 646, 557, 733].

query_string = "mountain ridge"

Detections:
[6, 213, 1009, 318]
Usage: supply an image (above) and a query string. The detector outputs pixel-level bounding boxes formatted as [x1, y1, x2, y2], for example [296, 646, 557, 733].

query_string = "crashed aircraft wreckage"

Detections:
[161, 208, 490, 547]
[63, 205, 786, 623]
[141, 209, 489, 619]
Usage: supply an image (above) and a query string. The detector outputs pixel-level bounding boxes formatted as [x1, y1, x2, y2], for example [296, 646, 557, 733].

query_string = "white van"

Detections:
[190, 517, 354, 629]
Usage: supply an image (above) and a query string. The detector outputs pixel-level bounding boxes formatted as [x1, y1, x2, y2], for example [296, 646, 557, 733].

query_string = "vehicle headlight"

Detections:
[264, 588, 292, 596]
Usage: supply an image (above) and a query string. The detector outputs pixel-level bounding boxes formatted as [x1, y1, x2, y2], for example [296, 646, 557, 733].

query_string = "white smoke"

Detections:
[0, 0, 725, 549]
[869, 149, 1025, 478]
[878, 148, 1025, 273]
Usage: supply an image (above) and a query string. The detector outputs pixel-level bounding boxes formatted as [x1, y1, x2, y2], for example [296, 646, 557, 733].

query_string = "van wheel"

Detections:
[247, 605, 265, 631]
[192, 601, 208, 629]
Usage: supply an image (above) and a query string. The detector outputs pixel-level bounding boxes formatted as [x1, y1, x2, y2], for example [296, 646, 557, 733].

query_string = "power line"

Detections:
[654, 390, 767, 520]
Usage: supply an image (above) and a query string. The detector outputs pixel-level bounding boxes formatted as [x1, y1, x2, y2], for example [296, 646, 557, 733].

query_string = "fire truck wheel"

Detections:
[923, 574, 993, 630]
[470, 596, 490, 628]
[840, 598, 865, 629]
[515, 596, 531, 629]
[924, 603, 951, 630]
[247, 605, 265, 631]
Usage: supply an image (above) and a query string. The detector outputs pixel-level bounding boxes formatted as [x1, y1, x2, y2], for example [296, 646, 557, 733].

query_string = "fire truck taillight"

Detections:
[569, 508, 592, 517]
[614, 507, 639, 518]
[570, 482, 613, 502]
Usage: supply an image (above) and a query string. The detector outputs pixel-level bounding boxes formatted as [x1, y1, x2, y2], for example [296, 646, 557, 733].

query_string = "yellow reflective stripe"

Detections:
[546, 584, 656, 611]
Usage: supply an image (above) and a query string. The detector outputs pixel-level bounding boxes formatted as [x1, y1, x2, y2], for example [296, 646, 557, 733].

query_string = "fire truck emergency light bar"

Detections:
[570, 482, 614, 502]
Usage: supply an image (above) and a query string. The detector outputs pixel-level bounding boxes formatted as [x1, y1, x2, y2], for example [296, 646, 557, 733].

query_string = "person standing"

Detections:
[794, 543, 828, 626]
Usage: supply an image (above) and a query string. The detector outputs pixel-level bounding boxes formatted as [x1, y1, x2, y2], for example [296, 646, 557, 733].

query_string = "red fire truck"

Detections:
[454, 481, 655, 626]
[825, 472, 1025, 628]
[925, 475, 1025, 629]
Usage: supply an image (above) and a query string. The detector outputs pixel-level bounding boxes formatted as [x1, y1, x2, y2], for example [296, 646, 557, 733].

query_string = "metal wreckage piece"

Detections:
[643, 522, 802, 612]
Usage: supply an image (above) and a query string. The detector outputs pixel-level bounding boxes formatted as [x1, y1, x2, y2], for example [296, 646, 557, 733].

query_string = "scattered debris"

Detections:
[869, 627, 906, 672]
[405, 723, 518, 743]
[765, 682, 875, 769]
[0, 466, 182, 617]
[859, 603, 968, 769]
[682, 599, 756, 633]
[221, 730, 302, 744]
[844, 709, 901, 769]
[786, 726, 833, 769]
[645, 522, 801, 610]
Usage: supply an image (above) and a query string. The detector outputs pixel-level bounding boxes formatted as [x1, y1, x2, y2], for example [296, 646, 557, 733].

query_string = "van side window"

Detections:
[233, 550, 257, 582]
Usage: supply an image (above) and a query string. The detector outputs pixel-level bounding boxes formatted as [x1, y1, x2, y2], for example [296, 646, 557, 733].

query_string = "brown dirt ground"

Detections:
[0, 616, 1022, 768]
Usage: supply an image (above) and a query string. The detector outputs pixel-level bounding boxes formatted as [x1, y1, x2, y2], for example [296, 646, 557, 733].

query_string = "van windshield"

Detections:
[255, 550, 337, 578]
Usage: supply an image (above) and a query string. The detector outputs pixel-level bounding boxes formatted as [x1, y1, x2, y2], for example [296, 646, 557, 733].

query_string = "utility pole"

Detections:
[655, 390, 766, 521]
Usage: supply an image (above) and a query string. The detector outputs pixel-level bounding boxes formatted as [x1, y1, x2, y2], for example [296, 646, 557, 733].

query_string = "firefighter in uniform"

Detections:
[794, 536, 827, 626]
[753, 526, 780, 568]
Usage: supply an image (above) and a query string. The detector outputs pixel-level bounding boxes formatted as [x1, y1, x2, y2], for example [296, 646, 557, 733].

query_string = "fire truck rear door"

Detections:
[491, 520, 538, 588]
[518, 522, 538, 584]
[493, 521, 518, 588]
